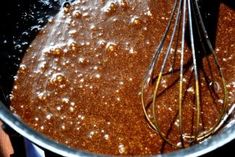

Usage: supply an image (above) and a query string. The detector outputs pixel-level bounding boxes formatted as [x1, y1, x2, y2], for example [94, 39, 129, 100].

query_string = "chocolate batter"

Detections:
[10, 0, 235, 155]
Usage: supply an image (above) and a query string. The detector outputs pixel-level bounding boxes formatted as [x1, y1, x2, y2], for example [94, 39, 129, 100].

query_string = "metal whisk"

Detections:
[141, 0, 231, 148]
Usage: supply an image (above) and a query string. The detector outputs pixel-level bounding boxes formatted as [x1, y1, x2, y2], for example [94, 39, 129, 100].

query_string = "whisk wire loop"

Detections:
[182, 0, 229, 141]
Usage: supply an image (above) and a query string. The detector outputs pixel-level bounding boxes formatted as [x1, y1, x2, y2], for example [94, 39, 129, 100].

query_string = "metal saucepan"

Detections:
[0, 0, 234, 156]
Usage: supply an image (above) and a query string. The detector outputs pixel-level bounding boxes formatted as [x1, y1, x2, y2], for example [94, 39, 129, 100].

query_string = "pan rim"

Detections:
[1, 101, 235, 157]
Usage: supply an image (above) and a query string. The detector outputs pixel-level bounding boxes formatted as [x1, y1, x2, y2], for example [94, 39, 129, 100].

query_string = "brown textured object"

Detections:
[10, 0, 235, 155]
[0, 121, 14, 157]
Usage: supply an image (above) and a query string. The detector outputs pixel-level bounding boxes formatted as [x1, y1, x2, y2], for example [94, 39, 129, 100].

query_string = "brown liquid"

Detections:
[10, 0, 235, 155]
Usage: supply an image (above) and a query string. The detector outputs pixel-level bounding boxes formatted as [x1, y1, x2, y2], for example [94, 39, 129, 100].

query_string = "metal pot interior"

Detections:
[0, 0, 234, 156]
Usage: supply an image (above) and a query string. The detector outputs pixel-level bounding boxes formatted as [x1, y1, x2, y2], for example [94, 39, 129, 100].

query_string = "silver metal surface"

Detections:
[0, 101, 235, 157]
